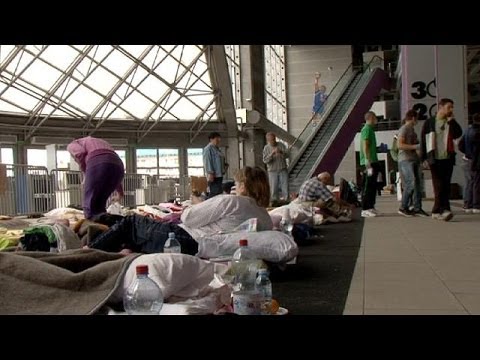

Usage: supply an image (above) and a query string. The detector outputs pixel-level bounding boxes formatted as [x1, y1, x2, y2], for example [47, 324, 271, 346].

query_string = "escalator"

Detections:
[288, 63, 390, 193]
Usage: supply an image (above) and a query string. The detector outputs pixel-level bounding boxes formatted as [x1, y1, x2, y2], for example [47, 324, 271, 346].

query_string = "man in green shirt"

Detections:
[359, 111, 379, 217]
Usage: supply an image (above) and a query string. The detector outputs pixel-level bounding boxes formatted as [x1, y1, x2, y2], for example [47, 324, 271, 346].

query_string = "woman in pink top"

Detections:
[67, 136, 124, 219]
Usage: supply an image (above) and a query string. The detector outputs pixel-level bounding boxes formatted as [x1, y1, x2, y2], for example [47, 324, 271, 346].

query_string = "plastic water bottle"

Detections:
[232, 239, 262, 315]
[280, 208, 293, 236]
[123, 264, 164, 315]
[255, 269, 273, 315]
[232, 239, 256, 291]
[164, 232, 181, 253]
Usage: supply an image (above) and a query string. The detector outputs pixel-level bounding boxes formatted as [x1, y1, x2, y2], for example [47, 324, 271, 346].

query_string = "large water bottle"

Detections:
[255, 269, 273, 315]
[164, 232, 181, 253]
[232, 239, 256, 291]
[123, 264, 164, 315]
[232, 239, 261, 315]
[280, 208, 293, 236]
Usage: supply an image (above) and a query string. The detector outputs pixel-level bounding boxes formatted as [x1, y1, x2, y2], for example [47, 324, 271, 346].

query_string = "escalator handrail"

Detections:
[288, 55, 386, 181]
[288, 61, 356, 151]
[299, 65, 387, 182]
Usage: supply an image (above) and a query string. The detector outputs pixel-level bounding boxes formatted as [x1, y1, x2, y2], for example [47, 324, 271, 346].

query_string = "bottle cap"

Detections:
[239, 239, 248, 246]
[258, 268, 268, 274]
[168, 232, 175, 238]
[136, 264, 149, 275]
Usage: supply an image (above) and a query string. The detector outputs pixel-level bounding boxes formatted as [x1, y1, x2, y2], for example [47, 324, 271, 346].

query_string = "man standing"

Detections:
[203, 132, 225, 198]
[359, 111, 380, 217]
[458, 114, 480, 213]
[420, 98, 463, 221]
[263, 132, 289, 203]
[397, 109, 429, 217]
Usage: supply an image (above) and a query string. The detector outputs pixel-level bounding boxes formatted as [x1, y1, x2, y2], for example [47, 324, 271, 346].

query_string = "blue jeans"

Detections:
[268, 169, 289, 201]
[399, 160, 422, 211]
[207, 177, 223, 199]
[462, 158, 473, 208]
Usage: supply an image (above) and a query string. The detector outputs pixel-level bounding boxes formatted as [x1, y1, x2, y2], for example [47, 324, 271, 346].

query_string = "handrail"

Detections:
[289, 55, 386, 152]
[289, 62, 356, 151]
[294, 55, 386, 181]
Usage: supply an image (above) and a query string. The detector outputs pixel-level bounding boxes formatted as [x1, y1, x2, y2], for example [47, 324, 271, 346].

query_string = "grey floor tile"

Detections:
[364, 308, 469, 315]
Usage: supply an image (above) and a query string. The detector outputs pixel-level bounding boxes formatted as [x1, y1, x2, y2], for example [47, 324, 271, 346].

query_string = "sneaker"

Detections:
[361, 209, 377, 217]
[398, 208, 415, 217]
[325, 216, 339, 223]
[473, 209, 480, 214]
[414, 209, 429, 217]
[432, 213, 443, 220]
[441, 211, 453, 221]
[465, 208, 473, 214]
[369, 208, 381, 216]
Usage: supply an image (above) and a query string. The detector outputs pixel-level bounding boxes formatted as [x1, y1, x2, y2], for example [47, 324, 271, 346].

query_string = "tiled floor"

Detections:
[343, 196, 480, 315]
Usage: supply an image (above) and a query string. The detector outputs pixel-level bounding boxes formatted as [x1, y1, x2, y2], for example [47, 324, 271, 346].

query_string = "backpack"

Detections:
[390, 135, 399, 161]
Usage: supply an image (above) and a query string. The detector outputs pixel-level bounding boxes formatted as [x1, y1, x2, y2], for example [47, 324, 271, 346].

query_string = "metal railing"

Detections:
[288, 56, 387, 174]
[0, 165, 201, 216]
[288, 63, 358, 165]
[0, 164, 52, 216]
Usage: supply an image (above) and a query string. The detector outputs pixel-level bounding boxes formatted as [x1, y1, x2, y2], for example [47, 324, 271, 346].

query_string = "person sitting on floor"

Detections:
[294, 172, 352, 222]
[85, 166, 273, 255]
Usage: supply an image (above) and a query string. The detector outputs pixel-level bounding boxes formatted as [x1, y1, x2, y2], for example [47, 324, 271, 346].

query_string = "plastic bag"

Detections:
[107, 202, 123, 215]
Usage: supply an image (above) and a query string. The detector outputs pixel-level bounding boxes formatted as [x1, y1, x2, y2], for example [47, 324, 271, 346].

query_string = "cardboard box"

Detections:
[190, 176, 207, 194]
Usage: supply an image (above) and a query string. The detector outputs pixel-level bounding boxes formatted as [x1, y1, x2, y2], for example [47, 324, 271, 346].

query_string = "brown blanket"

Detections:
[0, 249, 140, 315]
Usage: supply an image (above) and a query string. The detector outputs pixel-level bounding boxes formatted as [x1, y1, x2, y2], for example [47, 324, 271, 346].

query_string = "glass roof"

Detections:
[0, 45, 217, 124]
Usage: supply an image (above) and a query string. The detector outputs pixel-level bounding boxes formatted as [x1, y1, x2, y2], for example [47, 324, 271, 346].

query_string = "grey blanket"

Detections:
[0, 249, 139, 315]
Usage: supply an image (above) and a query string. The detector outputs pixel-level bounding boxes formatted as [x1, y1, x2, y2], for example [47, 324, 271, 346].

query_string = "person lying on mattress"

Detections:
[86, 166, 273, 256]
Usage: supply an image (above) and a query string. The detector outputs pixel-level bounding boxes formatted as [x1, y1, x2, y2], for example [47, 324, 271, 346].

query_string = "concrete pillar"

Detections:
[238, 46, 268, 168]
[243, 128, 266, 169]
[400, 45, 468, 191]
[45, 144, 58, 172]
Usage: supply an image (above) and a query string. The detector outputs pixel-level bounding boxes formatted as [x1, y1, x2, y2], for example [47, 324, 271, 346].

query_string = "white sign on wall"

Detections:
[401, 45, 437, 120]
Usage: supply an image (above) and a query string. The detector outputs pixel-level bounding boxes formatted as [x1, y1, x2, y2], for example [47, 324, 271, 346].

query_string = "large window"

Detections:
[56, 150, 71, 169]
[136, 149, 158, 175]
[0, 147, 13, 164]
[115, 150, 126, 170]
[225, 45, 242, 109]
[187, 148, 204, 176]
[264, 45, 288, 130]
[27, 149, 47, 167]
[136, 148, 179, 179]
[0, 45, 217, 125]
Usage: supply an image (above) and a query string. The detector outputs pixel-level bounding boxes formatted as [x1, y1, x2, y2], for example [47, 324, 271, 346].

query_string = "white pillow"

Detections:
[197, 231, 298, 263]
[122, 253, 227, 300]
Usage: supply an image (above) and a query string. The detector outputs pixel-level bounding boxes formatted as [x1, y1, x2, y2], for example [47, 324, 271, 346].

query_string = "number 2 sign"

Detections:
[410, 78, 437, 120]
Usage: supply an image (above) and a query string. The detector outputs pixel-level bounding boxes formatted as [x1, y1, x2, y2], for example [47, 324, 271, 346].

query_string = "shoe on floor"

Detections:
[398, 208, 415, 217]
[361, 209, 377, 217]
[473, 209, 480, 214]
[414, 209, 429, 217]
[465, 208, 473, 214]
[441, 211, 453, 221]
[432, 213, 443, 220]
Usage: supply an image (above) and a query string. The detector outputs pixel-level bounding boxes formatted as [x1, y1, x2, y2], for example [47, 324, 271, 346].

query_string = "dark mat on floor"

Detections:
[270, 210, 364, 315]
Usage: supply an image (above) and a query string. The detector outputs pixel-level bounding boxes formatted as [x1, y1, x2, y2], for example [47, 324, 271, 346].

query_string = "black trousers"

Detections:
[430, 159, 454, 214]
[207, 176, 223, 198]
[361, 162, 380, 210]
[89, 214, 199, 255]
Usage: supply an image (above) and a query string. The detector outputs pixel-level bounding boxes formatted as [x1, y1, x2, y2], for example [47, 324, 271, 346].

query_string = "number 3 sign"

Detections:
[410, 78, 437, 120]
